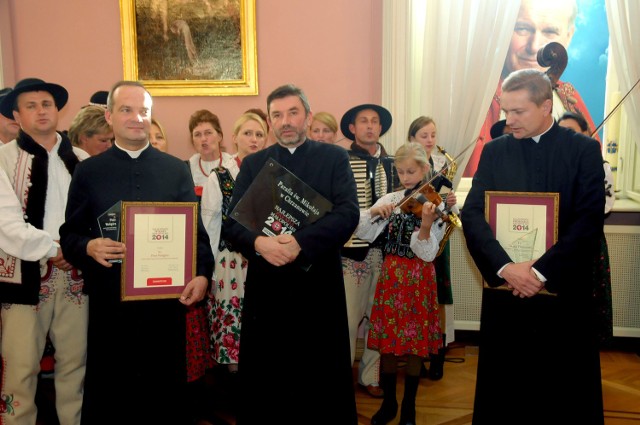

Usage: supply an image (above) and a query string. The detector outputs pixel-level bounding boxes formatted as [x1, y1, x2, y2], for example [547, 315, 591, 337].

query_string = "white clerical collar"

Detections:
[114, 141, 150, 158]
[531, 120, 555, 143]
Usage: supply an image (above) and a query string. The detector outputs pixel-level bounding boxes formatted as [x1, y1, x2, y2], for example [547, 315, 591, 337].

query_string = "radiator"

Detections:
[450, 225, 640, 337]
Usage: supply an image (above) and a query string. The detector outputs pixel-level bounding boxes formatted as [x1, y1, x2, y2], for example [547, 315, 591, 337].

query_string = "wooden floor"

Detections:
[355, 342, 640, 425]
[35, 335, 640, 424]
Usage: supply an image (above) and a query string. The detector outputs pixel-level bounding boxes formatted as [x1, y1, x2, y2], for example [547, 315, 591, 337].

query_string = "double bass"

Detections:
[537, 41, 568, 87]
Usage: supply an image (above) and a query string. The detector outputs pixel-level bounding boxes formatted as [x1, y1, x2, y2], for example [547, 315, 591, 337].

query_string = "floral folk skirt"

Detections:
[207, 248, 248, 365]
[367, 254, 442, 357]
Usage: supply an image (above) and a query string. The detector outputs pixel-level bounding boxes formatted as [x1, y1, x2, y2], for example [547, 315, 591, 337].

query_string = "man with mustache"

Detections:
[223, 84, 359, 423]
[0, 78, 89, 425]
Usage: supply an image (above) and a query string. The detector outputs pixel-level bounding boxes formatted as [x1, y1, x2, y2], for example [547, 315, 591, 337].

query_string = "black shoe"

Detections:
[428, 352, 444, 381]
[428, 333, 446, 380]
[371, 400, 398, 425]
[420, 361, 428, 378]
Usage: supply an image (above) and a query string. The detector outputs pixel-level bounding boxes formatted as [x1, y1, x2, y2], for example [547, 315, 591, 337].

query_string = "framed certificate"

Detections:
[484, 191, 559, 296]
[120, 202, 198, 301]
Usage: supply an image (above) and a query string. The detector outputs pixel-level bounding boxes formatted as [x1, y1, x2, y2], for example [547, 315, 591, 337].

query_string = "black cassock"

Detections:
[224, 140, 359, 424]
[462, 124, 605, 425]
[60, 146, 214, 425]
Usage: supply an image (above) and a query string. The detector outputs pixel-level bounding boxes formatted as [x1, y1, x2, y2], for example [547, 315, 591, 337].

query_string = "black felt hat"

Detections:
[0, 78, 68, 119]
[0, 87, 11, 101]
[490, 119, 509, 139]
[340, 104, 392, 141]
[88, 90, 108, 108]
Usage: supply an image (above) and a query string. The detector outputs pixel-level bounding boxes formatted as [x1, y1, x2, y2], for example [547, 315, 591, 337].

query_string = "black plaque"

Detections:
[230, 158, 333, 237]
[97, 201, 122, 263]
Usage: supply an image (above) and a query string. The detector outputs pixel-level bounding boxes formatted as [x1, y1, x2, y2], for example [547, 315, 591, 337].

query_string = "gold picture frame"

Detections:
[119, 0, 258, 96]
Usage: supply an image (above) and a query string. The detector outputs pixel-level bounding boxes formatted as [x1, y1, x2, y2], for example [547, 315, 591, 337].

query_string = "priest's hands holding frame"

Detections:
[502, 260, 546, 298]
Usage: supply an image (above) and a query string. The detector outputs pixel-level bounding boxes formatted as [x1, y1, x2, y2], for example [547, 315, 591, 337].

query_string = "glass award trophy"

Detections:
[97, 201, 122, 263]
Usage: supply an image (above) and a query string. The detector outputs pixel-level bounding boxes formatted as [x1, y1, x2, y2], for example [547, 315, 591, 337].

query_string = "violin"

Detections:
[370, 139, 479, 226]
[399, 183, 450, 223]
[397, 181, 462, 228]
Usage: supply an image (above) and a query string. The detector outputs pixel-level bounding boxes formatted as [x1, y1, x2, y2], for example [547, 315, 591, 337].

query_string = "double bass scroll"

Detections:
[537, 41, 568, 87]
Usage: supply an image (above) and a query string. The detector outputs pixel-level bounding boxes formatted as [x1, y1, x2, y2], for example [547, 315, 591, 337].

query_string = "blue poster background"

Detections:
[562, 0, 608, 139]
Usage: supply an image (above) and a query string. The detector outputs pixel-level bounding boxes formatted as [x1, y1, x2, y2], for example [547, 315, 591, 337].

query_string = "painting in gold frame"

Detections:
[119, 0, 258, 96]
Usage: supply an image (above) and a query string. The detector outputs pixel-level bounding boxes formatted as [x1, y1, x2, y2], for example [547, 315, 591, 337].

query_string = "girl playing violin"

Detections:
[408, 116, 459, 380]
[354, 142, 448, 425]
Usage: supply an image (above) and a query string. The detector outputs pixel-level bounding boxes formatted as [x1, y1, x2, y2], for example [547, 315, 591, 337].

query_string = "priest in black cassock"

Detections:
[223, 84, 359, 424]
[60, 81, 214, 425]
[462, 69, 605, 425]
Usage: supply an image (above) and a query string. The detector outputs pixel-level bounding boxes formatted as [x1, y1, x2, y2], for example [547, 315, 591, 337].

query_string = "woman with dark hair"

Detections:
[186, 109, 237, 197]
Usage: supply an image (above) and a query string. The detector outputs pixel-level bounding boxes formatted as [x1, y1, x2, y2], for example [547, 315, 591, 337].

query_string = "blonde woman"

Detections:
[68, 105, 113, 156]
[232, 112, 268, 166]
[149, 117, 168, 152]
[309, 111, 338, 143]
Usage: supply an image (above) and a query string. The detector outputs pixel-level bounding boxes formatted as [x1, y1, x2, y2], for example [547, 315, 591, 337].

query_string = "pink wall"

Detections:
[2, 0, 382, 159]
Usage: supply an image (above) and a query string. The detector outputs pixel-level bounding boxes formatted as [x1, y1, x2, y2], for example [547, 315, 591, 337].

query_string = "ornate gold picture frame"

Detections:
[119, 0, 258, 96]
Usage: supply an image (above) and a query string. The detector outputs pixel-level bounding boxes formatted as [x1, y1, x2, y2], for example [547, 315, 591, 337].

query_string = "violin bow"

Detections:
[400, 137, 478, 205]
[371, 137, 478, 224]
[590, 76, 640, 138]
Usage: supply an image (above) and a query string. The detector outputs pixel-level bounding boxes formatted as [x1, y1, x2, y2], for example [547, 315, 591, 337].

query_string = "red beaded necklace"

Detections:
[198, 151, 222, 177]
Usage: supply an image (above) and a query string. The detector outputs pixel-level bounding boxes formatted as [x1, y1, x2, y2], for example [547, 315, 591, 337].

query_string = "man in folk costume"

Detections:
[340, 104, 397, 398]
[0, 78, 89, 425]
